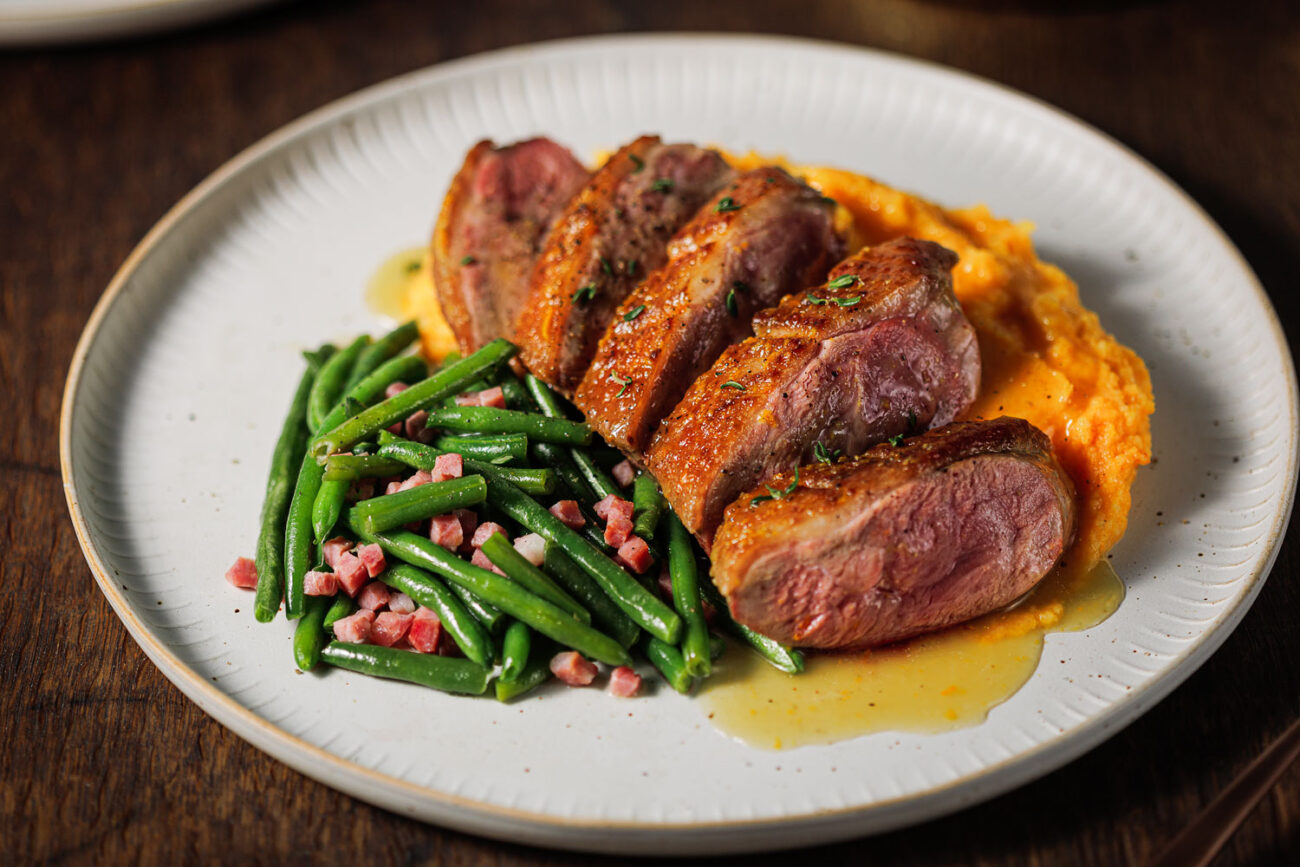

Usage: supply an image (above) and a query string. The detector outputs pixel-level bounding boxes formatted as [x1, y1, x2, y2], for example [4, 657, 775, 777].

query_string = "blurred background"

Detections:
[3, 1, 1297, 864]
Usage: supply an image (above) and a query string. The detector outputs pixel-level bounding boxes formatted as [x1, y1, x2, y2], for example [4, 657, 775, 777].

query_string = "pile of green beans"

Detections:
[247, 329, 806, 703]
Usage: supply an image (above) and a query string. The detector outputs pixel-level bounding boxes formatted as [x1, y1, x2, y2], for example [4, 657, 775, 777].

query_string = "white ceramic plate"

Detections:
[0, 0, 275, 45]
[61, 35, 1297, 854]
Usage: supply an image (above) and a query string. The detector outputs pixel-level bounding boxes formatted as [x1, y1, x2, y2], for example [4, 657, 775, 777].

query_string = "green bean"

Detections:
[543, 546, 641, 648]
[380, 563, 494, 666]
[375, 436, 557, 495]
[522, 373, 619, 497]
[432, 433, 528, 465]
[322, 454, 409, 482]
[495, 655, 552, 702]
[284, 451, 324, 620]
[437, 350, 461, 369]
[700, 579, 804, 674]
[254, 359, 318, 623]
[500, 620, 531, 683]
[323, 593, 356, 629]
[312, 339, 516, 459]
[447, 581, 507, 633]
[308, 335, 371, 433]
[343, 320, 419, 392]
[320, 642, 490, 695]
[667, 513, 711, 677]
[347, 475, 487, 535]
[311, 478, 349, 548]
[479, 532, 590, 623]
[523, 373, 582, 421]
[642, 636, 694, 694]
[293, 595, 331, 670]
[424, 405, 592, 446]
[484, 476, 681, 644]
[494, 374, 533, 411]
[345, 355, 428, 408]
[529, 442, 612, 549]
[352, 527, 631, 666]
[632, 474, 665, 540]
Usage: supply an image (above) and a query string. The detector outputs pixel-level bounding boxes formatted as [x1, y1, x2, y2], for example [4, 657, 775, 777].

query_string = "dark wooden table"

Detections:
[4, 0, 1298, 863]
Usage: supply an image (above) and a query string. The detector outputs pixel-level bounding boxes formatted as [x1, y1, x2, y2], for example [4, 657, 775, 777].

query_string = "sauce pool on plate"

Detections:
[701, 561, 1123, 750]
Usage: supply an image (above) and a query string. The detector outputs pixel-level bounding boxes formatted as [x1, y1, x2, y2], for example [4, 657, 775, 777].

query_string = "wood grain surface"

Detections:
[3, 0, 1298, 864]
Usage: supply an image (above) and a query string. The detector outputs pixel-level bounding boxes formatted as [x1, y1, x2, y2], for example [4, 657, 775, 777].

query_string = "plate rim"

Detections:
[58, 32, 1300, 849]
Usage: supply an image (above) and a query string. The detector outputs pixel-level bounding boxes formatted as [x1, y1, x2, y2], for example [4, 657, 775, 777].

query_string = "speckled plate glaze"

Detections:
[60, 35, 1298, 854]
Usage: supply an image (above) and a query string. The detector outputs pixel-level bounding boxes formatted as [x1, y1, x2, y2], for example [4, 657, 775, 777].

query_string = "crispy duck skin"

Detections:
[514, 136, 734, 394]
[646, 237, 979, 547]
[431, 138, 588, 353]
[710, 417, 1076, 649]
[574, 166, 844, 455]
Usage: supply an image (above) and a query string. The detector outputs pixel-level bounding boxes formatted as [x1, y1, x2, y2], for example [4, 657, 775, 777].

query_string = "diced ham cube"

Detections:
[225, 557, 258, 589]
[398, 469, 434, 492]
[357, 543, 386, 577]
[385, 480, 403, 496]
[345, 478, 375, 502]
[370, 611, 414, 647]
[549, 500, 585, 529]
[471, 521, 507, 548]
[388, 592, 416, 615]
[407, 607, 442, 653]
[429, 513, 464, 551]
[431, 452, 463, 482]
[385, 381, 409, 398]
[455, 386, 506, 409]
[513, 533, 546, 567]
[612, 460, 636, 488]
[604, 516, 634, 548]
[608, 665, 642, 697]
[357, 581, 391, 611]
[616, 535, 653, 574]
[404, 409, 430, 442]
[332, 609, 374, 644]
[334, 552, 369, 597]
[454, 508, 478, 544]
[386, 421, 404, 436]
[549, 651, 598, 686]
[304, 570, 338, 597]
[322, 537, 355, 569]
[470, 548, 506, 576]
[594, 494, 634, 524]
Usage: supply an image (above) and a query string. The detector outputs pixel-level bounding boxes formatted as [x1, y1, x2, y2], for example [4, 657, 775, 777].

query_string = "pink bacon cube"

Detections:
[304, 570, 338, 597]
[470, 548, 506, 576]
[549, 500, 585, 529]
[429, 513, 464, 551]
[608, 666, 642, 697]
[322, 537, 355, 570]
[594, 494, 634, 524]
[334, 552, 369, 597]
[616, 536, 653, 574]
[513, 533, 546, 567]
[225, 557, 258, 589]
[471, 522, 507, 549]
[612, 460, 636, 488]
[332, 609, 374, 644]
[407, 607, 442, 653]
[356, 543, 386, 578]
[550, 651, 598, 686]
[431, 452, 463, 482]
[357, 581, 391, 611]
[604, 516, 634, 548]
[370, 612, 413, 647]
